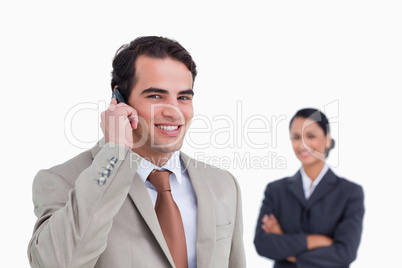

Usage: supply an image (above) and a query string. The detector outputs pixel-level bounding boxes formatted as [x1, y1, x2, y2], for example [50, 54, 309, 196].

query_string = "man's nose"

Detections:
[161, 102, 182, 120]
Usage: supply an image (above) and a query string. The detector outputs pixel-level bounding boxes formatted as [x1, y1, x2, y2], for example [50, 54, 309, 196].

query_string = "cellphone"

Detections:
[112, 88, 125, 103]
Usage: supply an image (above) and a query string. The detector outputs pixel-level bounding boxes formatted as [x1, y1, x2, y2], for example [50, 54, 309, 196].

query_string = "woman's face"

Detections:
[290, 117, 331, 167]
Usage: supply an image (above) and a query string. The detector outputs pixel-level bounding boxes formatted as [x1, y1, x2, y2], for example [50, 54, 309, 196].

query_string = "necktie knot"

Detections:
[147, 170, 172, 193]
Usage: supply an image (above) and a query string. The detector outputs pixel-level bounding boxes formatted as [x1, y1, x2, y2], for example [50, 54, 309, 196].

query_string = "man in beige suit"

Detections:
[28, 36, 246, 268]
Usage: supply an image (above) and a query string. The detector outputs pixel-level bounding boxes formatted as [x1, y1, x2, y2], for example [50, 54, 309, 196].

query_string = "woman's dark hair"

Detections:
[110, 36, 197, 103]
[289, 108, 335, 157]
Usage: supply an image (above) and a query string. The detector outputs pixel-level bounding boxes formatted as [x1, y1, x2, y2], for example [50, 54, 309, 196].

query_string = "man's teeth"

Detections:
[157, 125, 179, 131]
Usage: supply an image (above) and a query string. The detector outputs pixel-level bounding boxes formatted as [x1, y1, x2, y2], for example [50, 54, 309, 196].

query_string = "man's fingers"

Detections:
[107, 102, 139, 128]
[129, 118, 138, 129]
[101, 98, 137, 149]
[109, 98, 118, 111]
[122, 106, 138, 129]
[127, 108, 138, 118]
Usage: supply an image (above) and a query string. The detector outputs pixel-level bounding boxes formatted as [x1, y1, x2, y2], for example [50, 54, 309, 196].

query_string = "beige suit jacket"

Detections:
[28, 140, 246, 268]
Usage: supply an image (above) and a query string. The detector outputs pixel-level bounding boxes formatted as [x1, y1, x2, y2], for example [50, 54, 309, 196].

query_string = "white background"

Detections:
[1, 1, 401, 267]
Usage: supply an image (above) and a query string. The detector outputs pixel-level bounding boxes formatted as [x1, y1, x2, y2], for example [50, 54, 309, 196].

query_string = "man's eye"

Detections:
[179, 96, 191, 100]
[148, 95, 161, 99]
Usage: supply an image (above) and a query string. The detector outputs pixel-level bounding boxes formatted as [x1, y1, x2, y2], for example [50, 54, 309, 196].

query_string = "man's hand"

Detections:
[100, 98, 138, 149]
[261, 214, 283, 234]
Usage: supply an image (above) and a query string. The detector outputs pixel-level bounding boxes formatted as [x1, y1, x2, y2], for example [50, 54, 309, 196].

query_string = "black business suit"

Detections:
[254, 168, 364, 268]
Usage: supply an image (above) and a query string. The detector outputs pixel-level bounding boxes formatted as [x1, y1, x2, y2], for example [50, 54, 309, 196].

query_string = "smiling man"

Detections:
[128, 55, 194, 164]
[28, 36, 246, 268]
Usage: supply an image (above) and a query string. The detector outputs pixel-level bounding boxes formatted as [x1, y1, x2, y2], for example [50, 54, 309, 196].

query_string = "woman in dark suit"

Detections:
[254, 108, 364, 268]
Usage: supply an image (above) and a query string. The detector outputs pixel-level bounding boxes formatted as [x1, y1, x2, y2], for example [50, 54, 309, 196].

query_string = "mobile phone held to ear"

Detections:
[112, 88, 125, 103]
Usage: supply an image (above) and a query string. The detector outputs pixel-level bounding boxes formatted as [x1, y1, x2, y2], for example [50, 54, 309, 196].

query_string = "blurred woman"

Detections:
[254, 108, 364, 268]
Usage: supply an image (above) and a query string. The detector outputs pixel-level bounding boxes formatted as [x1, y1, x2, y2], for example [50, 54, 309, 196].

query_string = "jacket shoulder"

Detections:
[335, 174, 364, 194]
[36, 148, 93, 185]
[181, 153, 235, 179]
[180, 153, 240, 195]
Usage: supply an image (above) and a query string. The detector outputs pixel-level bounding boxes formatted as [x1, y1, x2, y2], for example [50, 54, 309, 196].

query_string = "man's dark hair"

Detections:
[111, 36, 197, 103]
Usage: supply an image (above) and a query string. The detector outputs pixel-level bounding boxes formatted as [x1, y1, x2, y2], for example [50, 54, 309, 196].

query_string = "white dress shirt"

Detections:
[301, 164, 329, 199]
[136, 151, 198, 268]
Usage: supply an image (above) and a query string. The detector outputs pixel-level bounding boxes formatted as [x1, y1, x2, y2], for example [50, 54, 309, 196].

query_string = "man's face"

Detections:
[127, 55, 194, 160]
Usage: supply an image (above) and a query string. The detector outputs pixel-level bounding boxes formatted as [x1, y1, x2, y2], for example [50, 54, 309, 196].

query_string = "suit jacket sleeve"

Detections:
[28, 144, 137, 268]
[229, 175, 247, 268]
[254, 182, 308, 260]
[296, 184, 365, 268]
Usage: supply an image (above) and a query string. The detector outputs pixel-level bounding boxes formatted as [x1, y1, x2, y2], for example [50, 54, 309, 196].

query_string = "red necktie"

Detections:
[147, 170, 188, 268]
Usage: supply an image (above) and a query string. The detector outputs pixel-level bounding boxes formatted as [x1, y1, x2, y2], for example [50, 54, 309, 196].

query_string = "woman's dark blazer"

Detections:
[254, 168, 364, 268]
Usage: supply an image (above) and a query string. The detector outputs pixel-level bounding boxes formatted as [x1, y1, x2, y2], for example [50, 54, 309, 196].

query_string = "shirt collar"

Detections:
[136, 151, 183, 184]
[301, 163, 329, 192]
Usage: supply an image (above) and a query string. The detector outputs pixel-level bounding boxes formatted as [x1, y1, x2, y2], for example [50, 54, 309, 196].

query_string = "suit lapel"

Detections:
[91, 141, 175, 267]
[128, 175, 175, 267]
[91, 144, 216, 267]
[181, 152, 216, 268]
[287, 171, 307, 207]
[307, 168, 338, 208]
